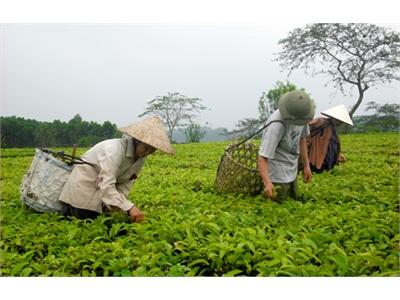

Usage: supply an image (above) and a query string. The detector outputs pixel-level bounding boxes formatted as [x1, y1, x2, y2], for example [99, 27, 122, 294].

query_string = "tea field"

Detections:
[0, 133, 399, 276]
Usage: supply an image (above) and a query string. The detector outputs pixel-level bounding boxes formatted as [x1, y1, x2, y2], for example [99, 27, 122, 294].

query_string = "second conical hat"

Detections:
[321, 105, 353, 126]
[119, 117, 175, 154]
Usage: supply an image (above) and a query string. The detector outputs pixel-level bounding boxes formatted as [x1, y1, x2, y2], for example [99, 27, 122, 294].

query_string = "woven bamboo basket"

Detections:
[215, 141, 263, 195]
[215, 120, 285, 195]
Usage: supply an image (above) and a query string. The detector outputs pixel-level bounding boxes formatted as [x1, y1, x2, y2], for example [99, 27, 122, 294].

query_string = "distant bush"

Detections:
[348, 102, 399, 133]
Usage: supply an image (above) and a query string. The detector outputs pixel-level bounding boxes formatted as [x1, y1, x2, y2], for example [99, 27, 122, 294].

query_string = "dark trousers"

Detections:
[63, 203, 100, 220]
[273, 180, 298, 203]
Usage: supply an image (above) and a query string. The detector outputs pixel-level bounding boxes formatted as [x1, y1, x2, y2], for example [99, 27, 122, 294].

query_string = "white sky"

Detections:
[1, 2, 399, 130]
[0, 1, 399, 300]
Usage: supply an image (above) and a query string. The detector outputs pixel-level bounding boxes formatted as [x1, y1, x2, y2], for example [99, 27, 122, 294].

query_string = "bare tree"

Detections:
[139, 92, 207, 140]
[275, 23, 400, 117]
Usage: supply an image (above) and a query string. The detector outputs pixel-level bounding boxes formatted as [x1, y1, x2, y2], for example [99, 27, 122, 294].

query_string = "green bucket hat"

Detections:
[278, 91, 315, 125]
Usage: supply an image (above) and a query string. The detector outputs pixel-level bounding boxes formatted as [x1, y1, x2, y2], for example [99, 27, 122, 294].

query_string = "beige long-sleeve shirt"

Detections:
[59, 137, 145, 213]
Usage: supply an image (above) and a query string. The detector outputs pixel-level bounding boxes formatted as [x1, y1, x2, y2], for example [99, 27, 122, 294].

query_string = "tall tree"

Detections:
[138, 92, 208, 140]
[276, 23, 400, 117]
[35, 122, 56, 147]
[261, 81, 298, 119]
[67, 114, 85, 144]
[101, 121, 119, 139]
[228, 81, 299, 138]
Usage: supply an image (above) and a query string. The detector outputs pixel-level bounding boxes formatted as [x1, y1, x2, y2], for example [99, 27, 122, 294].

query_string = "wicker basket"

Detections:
[215, 141, 263, 195]
[215, 120, 285, 195]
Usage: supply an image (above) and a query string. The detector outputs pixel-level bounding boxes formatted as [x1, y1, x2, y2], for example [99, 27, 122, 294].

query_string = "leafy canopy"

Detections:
[276, 23, 400, 116]
[139, 92, 207, 140]
[0, 115, 120, 148]
[228, 81, 300, 138]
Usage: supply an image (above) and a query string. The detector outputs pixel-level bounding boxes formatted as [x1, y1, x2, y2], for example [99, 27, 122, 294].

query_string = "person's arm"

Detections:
[299, 137, 312, 182]
[96, 144, 144, 222]
[116, 163, 145, 223]
[258, 155, 274, 199]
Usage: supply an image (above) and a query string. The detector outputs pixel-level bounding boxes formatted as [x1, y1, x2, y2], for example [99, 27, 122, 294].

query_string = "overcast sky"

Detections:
[1, 23, 399, 129]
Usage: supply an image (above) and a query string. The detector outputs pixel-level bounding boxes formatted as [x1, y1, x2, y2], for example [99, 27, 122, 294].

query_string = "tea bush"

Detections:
[0, 133, 399, 276]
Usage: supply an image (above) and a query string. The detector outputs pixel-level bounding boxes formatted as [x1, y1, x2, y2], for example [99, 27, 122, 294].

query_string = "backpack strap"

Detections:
[40, 148, 96, 168]
[232, 120, 286, 148]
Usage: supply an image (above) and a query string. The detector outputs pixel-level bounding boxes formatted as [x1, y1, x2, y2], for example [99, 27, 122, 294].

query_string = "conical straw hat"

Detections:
[119, 117, 175, 154]
[321, 105, 353, 126]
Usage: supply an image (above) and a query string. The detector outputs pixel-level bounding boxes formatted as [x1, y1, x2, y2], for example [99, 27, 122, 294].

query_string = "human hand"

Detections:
[128, 206, 144, 222]
[263, 182, 275, 199]
[303, 165, 313, 183]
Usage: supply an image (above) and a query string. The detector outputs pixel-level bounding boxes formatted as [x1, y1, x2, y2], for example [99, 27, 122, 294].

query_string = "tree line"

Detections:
[0, 114, 121, 148]
[1, 97, 398, 149]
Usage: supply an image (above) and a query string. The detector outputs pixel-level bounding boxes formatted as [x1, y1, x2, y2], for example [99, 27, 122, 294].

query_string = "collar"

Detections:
[125, 136, 135, 159]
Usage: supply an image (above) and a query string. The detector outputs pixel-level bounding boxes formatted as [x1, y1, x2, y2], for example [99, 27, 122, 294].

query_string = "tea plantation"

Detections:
[0, 133, 399, 276]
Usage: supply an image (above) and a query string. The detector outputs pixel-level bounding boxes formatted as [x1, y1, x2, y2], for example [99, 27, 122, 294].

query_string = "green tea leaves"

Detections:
[1, 133, 399, 276]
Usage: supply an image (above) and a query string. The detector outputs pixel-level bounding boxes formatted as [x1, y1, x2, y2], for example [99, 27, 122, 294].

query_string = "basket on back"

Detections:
[20, 148, 73, 213]
[20, 147, 93, 213]
[215, 120, 285, 195]
[215, 141, 263, 195]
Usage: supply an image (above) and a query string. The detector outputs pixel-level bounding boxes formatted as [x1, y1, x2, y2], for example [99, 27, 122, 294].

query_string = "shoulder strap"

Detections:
[233, 120, 286, 148]
[40, 148, 96, 168]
